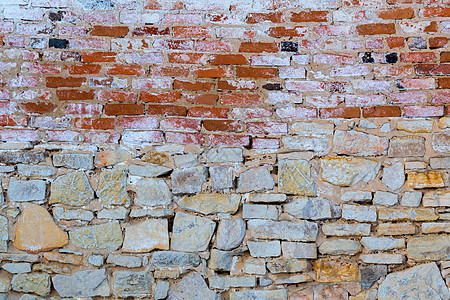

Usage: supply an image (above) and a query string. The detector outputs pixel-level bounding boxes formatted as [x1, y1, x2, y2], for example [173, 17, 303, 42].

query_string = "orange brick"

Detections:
[67, 64, 101, 75]
[210, 54, 248, 65]
[246, 12, 285, 24]
[91, 26, 129, 37]
[147, 105, 187, 116]
[141, 91, 181, 103]
[236, 67, 277, 78]
[56, 90, 95, 101]
[320, 107, 360, 118]
[46, 77, 86, 88]
[239, 42, 279, 53]
[105, 104, 144, 115]
[356, 23, 396, 35]
[378, 8, 414, 19]
[81, 52, 117, 63]
[173, 80, 214, 91]
[291, 11, 328, 22]
[106, 65, 144, 76]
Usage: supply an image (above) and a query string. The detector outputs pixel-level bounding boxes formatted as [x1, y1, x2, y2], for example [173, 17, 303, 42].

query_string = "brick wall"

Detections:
[0, 0, 449, 298]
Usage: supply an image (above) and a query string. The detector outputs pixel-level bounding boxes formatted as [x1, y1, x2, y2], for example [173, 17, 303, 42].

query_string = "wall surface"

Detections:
[0, 0, 449, 298]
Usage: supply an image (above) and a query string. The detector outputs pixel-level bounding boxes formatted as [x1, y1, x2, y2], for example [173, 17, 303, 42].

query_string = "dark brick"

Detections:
[262, 83, 282, 90]
[49, 38, 69, 49]
[385, 53, 398, 63]
[362, 52, 375, 63]
[281, 41, 298, 52]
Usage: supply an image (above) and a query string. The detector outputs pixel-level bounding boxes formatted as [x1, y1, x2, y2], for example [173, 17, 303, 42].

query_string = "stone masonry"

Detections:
[0, 0, 449, 299]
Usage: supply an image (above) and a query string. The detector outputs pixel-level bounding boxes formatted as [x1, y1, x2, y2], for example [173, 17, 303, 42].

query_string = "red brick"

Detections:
[286, 81, 326, 91]
[246, 12, 285, 23]
[48, 130, 80, 142]
[145, 0, 183, 9]
[231, 108, 273, 119]
[320, 107, 360, 118]
[291, 11, 328, 22]
[432, 92, 450, 103]
[65, 103, 102, 115]
[441, 52, 450, 63]
[416, 64, 450, 76]
[203, 120, 243, 132]
[196, 41, 231, 52]
[166, 132, 205, 144]
[220, 93, 261, 106]
[173, 80, 214, 91]
[438, 78, 450, 89]
[362, 106, 401, 117]
[160, 118, 201, 131]
[430, 37, 448, 49]
[141, 91, 181, 103]
[422, 7, 450, 18]
[218, 80, 257, 91]
[356, 23, 396, 35]
[106, 65, 144, 76]
[74, 118, 115, 130]
[84, 132, 120, 144]
[239, 43, 279, 53]
[252, 138, 280, 149]
[378, 8, 414, 19]
[188, 107, 229, 118]
[150, 66, 190, 77]
[116, 116, 159, 129]
[81, 52, 117, 63]
[390, 91, 428, 104]
[210, 54, 248, 65]
[184, 94, 218, 105]
[56, 90, 95, 101]
[22, 63, 61, 74]
[268, 26, 308, 37]
[147, 105, 187, 116]
[397, 79, 435, 90]
[91, 26, 129, 37]
[122, 131, 163, 143]
[173, 26, 211, 38]
[19, 103, 57, 114]
[247, 122, 288, 134]
[154, 39, 194, 51]
[46, 77, 86, 88]
[403, 105, 444, 117]
[208, 134, 250, 147]
[236, 67, 277, 78]
[374, 66, 413, 77]
[132, 26, 170, 36]
[386, 37, 405, 48]
[168, 52, 206, 64]
[105, 104, 144, 116]
[194, 67, 232, 78]
[276, 107, 317, 119]
[98, 91, 138, 102]
[0, 115, 27, 126]
[0, 129, 39, 142]
[67, 64, 101, 75]
[400, 52, 436, 63]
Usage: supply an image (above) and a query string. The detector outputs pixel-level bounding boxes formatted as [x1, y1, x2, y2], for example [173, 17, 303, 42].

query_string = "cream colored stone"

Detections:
[423, 191, 450, 207]
[123, 219, 169, 253]
[314, 259, 359, 283]
[69, 221, 123, 251]
[406, 171, 446, 189]
[279, 160, 315, 196]
[50, 172, 94, 206]
[97, 170, 128, 206]
[320, 157, 380, 186]
[378, 208, 438, 222]
[177, 194, 241, 215]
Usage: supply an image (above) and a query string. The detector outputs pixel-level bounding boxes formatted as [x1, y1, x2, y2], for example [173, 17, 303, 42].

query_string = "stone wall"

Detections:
[0, 0, 449, 298]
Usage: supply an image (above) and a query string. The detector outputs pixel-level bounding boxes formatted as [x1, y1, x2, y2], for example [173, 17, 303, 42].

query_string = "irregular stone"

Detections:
[43, 252, 83, 265]
[248, 193, 287, 203]
[361, 265, 387, 290]
[243, 204, 279, 219]
[88, 254, 104, 267]
[378, 263, 450, 300]
[440, 117, 450, 129]
[259, 278, 273, 286]
[209, 165, 234, 190]
[32, 263, 70, 274]
[400, 191, 422, 207]
[284, 197, 331, 220]
[360, 254, 403, 264]
[407, 171, 446, 189]
[243, 258, 266, 275]
[168, 272, 221, 300]
[155, 281, 170, 300]
[388, 136, 425, 157]
[178, 194, 241, 215]
[174, 153, 198, 168]
[237, 167, 274, 193]
[50, 172, 94, 206]
[333, 130, 388, 156]
[130, 208, 174, 218]
[151, 251, 201, 267]
[382, 162, 404, 190]
[8, 179, 46, 202]
[171, 166, 206, 194]
[320, 157, 380, 186]
[53, 207, 94, 221]
[423, 190, 450, 207]
[397, 120, 433, 133]
[11, 273, 51, 296]
[0, 254, 40, 262]
[95, 147, 133, 167]
[0, 275, 10, 293]
[154, 269, 180, 280]
[314, 259, 359, 283]
[209, 276, 256, 290]
[282, 136, 329, 152]
[123, 219, 169, 253]
[267, 259, 308, 273]
[291, 285, 349, 300]
[206, 147, 243, 162]
[377, 223, 416, 235]
[209, 249, 233, 271]
[97, 207, 128, 219]
[430, 157, 450, 169]
[247, 241, 281, 257]
[69, 221, 123, 251]
[15, 203, 68, 253]
[432, 132, 450, 153]
[361, 237, 405, 251]
[290, 122, 334, 136]
[97, 170, 128, 206]
[279, 160, 315, 196]
[135, 178, 172, 207]
[113, 271, 153, 297]
[52, 269, 110, 297]
[341, 191, 372, 203]
[0, 216, 7, 252]
[171, 212, 216, 252]
[230, 289, 288, 300]
[53, 153, 93, 169]
[422, 222, 450, 233]
[129, 164, 172, 177]
[378, 208, 438, 221]
[0, 151, 46, 164]
[319, 239, 361, 255]
[360, 119, 377, 129]
[282, 242, 317, 259]
[2, 263, 31, 274]
[322, 223, 371, 236]
[247, 219, 318, 242]
[142, 150, 170, 165]
[342, 204, 377, 222]
[407, 235, 450, 261]
[275, 274, 312, 285]
[216, 218, 246, 251]
[107, 254, 142, 268]
[373, 191, 398, 206]
[17, 165, 55, 177]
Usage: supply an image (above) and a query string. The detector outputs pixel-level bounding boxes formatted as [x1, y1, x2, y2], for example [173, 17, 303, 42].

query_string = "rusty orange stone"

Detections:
[314, 259, 359, 283]
[407, 171, 446, 189]
[14, 203, 68, 253]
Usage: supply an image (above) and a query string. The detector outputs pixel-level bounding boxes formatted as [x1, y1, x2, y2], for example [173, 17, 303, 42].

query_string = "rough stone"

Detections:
[243, 204, 279, 219]
[50, 172, 94, 206]
[333, 130, 388, 156]
[278, 160, 316, 196]
[53, 207, 94, 221]
[282, 136, 329, 152]
[97, 170, 128, 206]
[407, 235, 450, 261]
[388, 136, 425, 157]
[397, 120, 433, 133]
[123, 219, 169, 253]
[322, 223, 371, 236]
[142, 150, 170, 165]
[209, 249, 233, 271]
[2, 263, 31, 274]
[209, 276, 256, 290]
[423, 190, 450, 207]
[17, 165, 55, 177]
[69, 221, 123, 251]
[377, 223, 416, 235]
[247, 241, 281, 257]
[95, 147, 133, 167]
[314, 259, 359, 283]
[342, 204, 377, 222]
[174, 153, 198, 168]
[53, 153, 93, 169]
[319, 239, 361, 255]
[373, 191, 398, 206]
[8, 179, 46, 202]
[274, 274, 312, 285]
[43, 252, 83, 265]
[284, 197, 332, 220]
[243, 258, 266, 275]
[89, 255, 104, 267]
[320, 157, 380, 186]
[230, 289, 288, 300]
[52, 269, 110, 297]
[178, 194, 241, 215]
[407, 171, 446, 189]
[237, 167, 274, 193]
[0, 151, 46, 164]
[341, 191, 372, 203]
[382, 162, 404, 190]
[135, 178, 172, 207]
[97, 207, 128, 219]
[151, 251, 201, 267]
[378, 208, 438, 221]
[361, 265, 387, 290]
[113, 271, 153, 297]
[11, 273, 51, 296]
[360, 254, 403, 264]
[155, 281, 170, 300]
[378, 263, 450, 300]
[290, 122, 333, 136]
[430, 157, 450, 169]
[247, 219, 318, 242]
[361, 237, 405, 251]
[171, 166, 206, 194]
[216, 218, 246, 251]
[282, 242, 317, 259]
[129, 164, 172, 177]
[206, 147, 243, 162]
[15, 203, 68, 253]
[168, 272, 221, 300]
[0, 275, 10, 293]
[422, 222, 450, 233]
[267, 259, 308, 273]
[432, 132, 450, 153]
[248, 193, 287, 203]
[209, 165, 234, 190]
[0, 216, 7, 252]
[107, 254, 142, 268]
[400, 191, 422, 207]
[171, 212, 215, 252]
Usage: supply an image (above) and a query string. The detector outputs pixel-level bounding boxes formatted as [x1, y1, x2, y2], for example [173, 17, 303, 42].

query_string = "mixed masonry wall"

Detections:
[0, 0, 449, 298]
